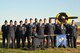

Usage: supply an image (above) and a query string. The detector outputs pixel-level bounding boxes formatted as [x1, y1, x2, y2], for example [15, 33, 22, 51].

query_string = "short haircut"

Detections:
[44, 18, 46, 20]
[35, 18, 37, 20]
[10, 20, 13, 22]
[20, 20, 23, 23]
[72, 20, 74, 22]
[25, 19, 27, 21]
[39, 19, 42, 21]
[33, 26, 36, 29]
[14, 21, 17, 23]
[5, 20, 7, 23]
[30, 18, 33, 20]
[49, 18, 52, 22]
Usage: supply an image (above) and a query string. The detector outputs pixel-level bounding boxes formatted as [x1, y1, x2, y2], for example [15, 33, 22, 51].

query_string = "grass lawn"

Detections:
[0, 47, 80, 53]
[0, 31, 80, 53]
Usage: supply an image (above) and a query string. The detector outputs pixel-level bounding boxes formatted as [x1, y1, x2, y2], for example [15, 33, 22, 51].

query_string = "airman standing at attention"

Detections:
[7, 20, 15, 48]
[23, 19, 28, 47]
[13, 21, 18, 47]
[27, 18, 34, 48]
[1, 20, 8, 48]
[70, 20, 77, 48]
[37, 19, 45, 50]
[46, 18, 55, 48]
[64, 20, 71, 47]
[54, 19, 60, 47]
[17, 20, 26, 48]
[42, 18, 48, 46]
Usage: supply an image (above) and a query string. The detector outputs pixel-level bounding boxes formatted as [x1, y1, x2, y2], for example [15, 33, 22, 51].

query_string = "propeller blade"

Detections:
[49, 17, 56, 19]
[68, 17, 78, 19]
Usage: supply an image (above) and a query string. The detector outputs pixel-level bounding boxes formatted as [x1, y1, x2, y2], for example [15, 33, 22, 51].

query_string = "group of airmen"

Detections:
[1, 18, 77, 50]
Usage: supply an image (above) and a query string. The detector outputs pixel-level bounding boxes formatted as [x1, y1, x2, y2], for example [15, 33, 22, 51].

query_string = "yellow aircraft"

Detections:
[50, 12, 80, 32]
